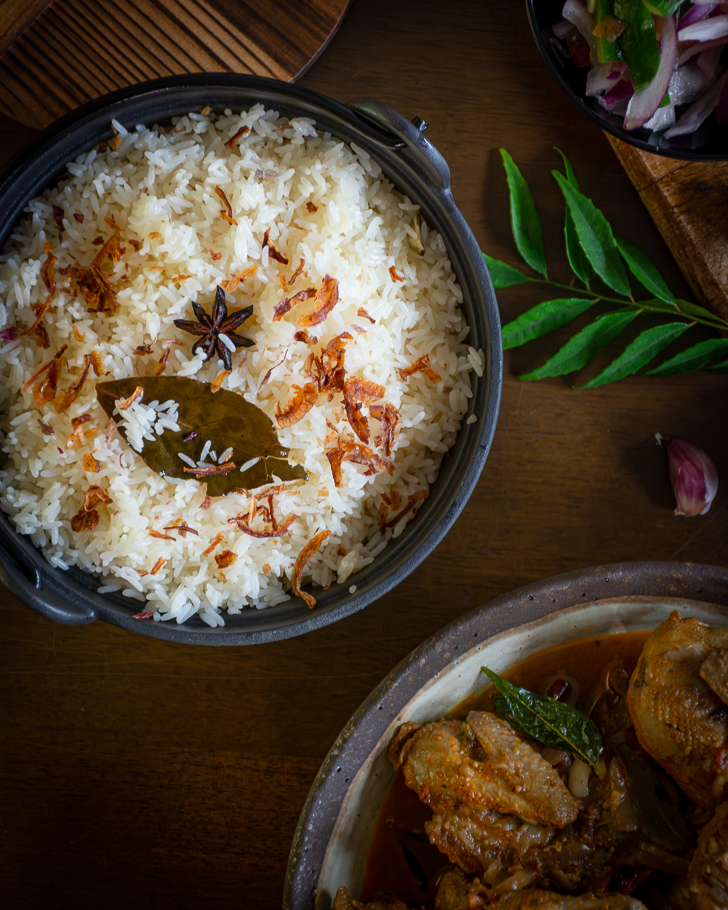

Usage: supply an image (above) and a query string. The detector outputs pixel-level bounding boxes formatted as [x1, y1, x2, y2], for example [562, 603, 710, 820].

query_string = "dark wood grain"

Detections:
[0, 0, 53, 53]
[608, 136, 728, 322]
[2, 1, 728, 908]
[0, 0, 352, 129]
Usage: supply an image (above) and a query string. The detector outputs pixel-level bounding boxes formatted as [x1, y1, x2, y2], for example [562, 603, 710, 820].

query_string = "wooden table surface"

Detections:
[2, 1, 728, 908]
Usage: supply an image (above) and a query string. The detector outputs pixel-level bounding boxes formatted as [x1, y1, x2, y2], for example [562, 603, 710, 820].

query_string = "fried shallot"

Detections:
[26, 344, 67, 409]
[53, 354, 91, 414]
[116, 386, 144, 410]
[273, 288, 316, 321]
[202, 533, 224, 555]
[224, 125, 250, 149]
[326, 441, 393, 488]
[397, 353, 441, 383]
[215, 550, 237, 569]
[370, 403, 401, 457]
[71, 485, 112, 532]
[262, 228, 289, 264]
[182, 462, 237, 478]
[299, 276, 339, 327]
[228, 513, 296, 538]
[215, 186, 237, 225]
[292, 529, 331, 609]
[275, 382, 318, 427]
[221, 264, 256, 293]
[342, 377, 385, 444]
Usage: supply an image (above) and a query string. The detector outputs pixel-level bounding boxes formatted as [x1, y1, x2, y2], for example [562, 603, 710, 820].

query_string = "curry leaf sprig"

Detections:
[486, 149, 728, 388]
[482, 667, 602, 770]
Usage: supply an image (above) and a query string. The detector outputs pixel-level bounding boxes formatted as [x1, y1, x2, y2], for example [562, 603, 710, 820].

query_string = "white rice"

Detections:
[0, 105, 477, 624]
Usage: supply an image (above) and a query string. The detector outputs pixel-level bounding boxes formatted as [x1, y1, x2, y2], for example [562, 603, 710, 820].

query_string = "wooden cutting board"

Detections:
[607, 135, 728, 322]
[0, 0, 351, 131]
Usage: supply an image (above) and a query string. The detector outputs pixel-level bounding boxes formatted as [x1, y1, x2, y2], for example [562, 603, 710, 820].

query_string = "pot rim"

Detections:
[0, 74, 502, 644]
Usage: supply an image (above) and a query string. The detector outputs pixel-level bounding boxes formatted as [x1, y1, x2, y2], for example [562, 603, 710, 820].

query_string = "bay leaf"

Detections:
[96, 375, 307, 497]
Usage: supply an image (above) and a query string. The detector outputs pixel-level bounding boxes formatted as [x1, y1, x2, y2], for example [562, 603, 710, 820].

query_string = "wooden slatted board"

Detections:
[608, 135, 728, 322]
[0, 0, 352, 131]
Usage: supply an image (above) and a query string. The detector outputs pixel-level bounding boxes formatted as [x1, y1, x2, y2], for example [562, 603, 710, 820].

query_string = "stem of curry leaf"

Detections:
[527, 278, 727, 331]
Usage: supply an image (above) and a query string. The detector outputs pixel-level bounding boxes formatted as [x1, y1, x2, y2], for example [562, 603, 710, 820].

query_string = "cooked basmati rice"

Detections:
[0, 105, 477, 624]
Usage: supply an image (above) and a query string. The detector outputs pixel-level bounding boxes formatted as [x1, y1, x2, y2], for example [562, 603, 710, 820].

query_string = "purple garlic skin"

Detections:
[656, 434, 719, 517]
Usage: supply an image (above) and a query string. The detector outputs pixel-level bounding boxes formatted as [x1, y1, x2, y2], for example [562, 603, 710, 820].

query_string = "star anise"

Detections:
[173, 286, 254, 370]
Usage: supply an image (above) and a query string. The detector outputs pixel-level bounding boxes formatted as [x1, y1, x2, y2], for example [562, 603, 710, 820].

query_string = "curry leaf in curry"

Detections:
[96, 375, 307, 497]
[488, 149, 728, 386]
[481, 667, 603, 770]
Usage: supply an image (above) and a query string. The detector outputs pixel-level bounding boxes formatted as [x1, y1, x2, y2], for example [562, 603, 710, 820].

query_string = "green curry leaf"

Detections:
[578, 322, 689, 389]
[482, 253, 532, 289]
[482, 667, 603, 770]
[552, 171, 631, 297]
[502, 298, 594, 350]
[520, 310, 638, 381]
[96, 375, 307, 497]
[500, 149, 548, 277]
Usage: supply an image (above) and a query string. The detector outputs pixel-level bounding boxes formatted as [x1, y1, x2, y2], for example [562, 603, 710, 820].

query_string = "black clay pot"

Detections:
[0, 74, 502, 645]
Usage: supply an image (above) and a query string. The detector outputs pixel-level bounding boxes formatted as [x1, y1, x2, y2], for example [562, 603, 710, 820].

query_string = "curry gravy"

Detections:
[361, 631, 651, 904]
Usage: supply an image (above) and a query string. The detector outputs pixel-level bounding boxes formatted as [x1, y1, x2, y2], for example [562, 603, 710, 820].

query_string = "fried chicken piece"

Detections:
[388, 714, 578, 877]
[627, 611, 728, 808]
[433, 867, 490, 910]
[391, 714, 578, 829]
[491, 892, 647, 909]
[689, 800, 728, 910]
[332, 887, 410, 910]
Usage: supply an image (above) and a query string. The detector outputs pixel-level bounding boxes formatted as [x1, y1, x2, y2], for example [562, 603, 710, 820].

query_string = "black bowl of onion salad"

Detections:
[0, 74, 502, 645]
[527, 0, 728, 159]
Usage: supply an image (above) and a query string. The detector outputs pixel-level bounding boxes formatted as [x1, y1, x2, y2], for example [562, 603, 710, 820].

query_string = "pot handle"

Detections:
[0, 525, 98, 625]
[348, 98, 451, 193]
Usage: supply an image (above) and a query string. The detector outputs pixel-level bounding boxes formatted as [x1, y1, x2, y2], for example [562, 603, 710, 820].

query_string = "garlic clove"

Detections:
[656, 434, 719, 518]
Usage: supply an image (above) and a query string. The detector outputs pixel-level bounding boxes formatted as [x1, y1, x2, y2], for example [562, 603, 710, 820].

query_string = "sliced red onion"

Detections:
[644, 103, 676, 130]
[679, 14, 728, 41]
[586, 62, 626, 96]
[562, 0, 597, 65]
[669, 62, 713, 104]
[656, 434, 719, 517]
[678, 2, 717, 30]
[679, 35, 728, 66]
[625, 14, 677, 130]
[697, 42, 726, 78]
[665, 68, 728, 136]
[718, 71, 728, 118]
[604, 79, 635, 104]
[553, 19, 575, 39]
